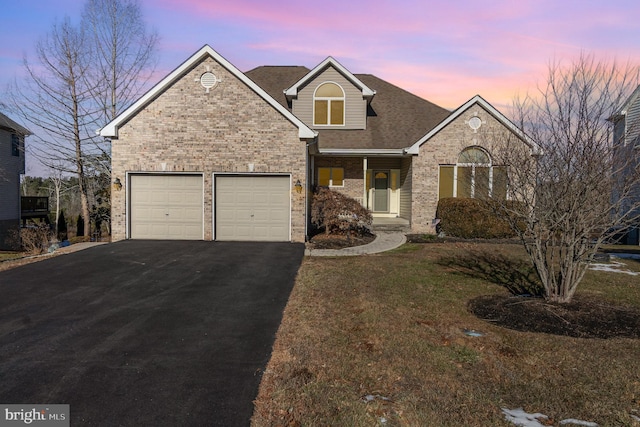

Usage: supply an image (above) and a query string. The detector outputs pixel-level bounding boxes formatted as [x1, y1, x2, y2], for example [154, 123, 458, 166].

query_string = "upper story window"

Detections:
[439, 146, 508, 200]
[314, 82, 345, 126]
[11, 134, 21, 157]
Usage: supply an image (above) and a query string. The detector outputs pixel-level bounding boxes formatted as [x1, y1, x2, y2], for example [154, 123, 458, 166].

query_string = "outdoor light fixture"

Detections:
[113, 178, 122, 191]
[294, 179, 303, 193]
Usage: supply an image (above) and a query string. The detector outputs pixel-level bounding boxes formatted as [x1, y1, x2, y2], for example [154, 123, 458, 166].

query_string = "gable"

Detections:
[406, 95, 538, 155]
[284, 57, 375, 99]
[293, 66, 368, 130]
[100, 45, 315, 140]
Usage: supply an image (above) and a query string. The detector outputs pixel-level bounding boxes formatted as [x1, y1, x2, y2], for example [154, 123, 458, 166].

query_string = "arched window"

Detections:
[439, 147, 507, 199]
[314, 82, 345, 126]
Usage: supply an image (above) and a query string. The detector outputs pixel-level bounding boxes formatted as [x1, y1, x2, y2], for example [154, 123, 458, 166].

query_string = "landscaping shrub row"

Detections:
[436, 197, 521, 239]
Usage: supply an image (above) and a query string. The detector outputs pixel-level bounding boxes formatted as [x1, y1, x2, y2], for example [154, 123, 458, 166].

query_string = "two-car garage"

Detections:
[129, 174, 291, 241]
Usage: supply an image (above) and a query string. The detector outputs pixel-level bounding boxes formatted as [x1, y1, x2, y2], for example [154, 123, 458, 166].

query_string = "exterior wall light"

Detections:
[294, 179, 303, 193]
[113, 178, 122, 191]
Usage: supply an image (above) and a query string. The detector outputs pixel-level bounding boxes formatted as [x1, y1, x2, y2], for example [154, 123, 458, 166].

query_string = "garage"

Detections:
[130, 174, 203, 240]
[215, 175, 291, 241]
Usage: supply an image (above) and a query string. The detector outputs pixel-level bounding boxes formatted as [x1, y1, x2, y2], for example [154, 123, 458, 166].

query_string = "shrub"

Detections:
[57, 210, 68, 241]
[311, 187, 372, 236]
[436, 198, 521, 239]
[14, 226, 54, 255]
[76, 214, 84, 237]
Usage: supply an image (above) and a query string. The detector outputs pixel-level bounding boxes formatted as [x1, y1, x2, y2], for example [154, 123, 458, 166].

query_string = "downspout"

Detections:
[363, 157, 368, 208]
[306, 138, 318, 241]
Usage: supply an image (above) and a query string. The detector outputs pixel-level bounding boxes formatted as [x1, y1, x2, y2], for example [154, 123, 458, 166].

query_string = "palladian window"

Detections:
[314, 82, 345, 126]
[439, 147, 507, 199]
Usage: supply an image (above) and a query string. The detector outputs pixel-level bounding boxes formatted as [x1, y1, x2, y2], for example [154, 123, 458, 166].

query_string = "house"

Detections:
[610, 85, 640, 244]
[101, 45, 531, 243]
[0, 112, 30, 250]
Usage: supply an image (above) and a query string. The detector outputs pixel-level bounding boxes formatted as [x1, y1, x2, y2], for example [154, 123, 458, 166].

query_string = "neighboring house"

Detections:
[0, 112, 30, 250]
[610, 85, 640, 244]
[101, 45, 531, 243]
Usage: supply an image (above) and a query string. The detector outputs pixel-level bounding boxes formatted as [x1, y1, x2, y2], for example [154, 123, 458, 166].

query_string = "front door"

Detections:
[373, 171, 389, 212]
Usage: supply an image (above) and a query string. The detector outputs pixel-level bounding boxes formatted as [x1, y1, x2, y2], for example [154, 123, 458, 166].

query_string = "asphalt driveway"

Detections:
[0, 240, 305, 426]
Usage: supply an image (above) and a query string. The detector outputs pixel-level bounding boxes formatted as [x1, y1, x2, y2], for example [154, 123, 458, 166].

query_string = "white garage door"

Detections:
[130, 174, 203, 240]
[215, 175, 290, 241]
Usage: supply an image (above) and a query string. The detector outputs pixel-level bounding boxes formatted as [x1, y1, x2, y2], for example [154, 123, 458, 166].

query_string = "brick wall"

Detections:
[111, 56, 307, 242]
[411, 103, 520, 233]
[313, 156, 364, 202]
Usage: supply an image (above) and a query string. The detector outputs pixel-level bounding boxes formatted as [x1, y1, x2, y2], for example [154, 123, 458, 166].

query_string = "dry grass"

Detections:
[252, 242, 640, 426]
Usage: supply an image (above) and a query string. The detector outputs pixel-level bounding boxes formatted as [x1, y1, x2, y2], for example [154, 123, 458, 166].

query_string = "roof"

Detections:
[100, 45, 316, 140]
[283, 57, 376, 100]
[246, 67, 451, 151]
[0, 112, 31, 136]
[611, 84, 640, 120]
[406, 95, 540, 155]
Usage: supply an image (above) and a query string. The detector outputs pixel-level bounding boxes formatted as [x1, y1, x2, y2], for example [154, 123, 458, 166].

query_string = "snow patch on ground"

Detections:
[589, 259, 640, 275]
[502, 408, 599, 427]
[502, 408, 548, 426]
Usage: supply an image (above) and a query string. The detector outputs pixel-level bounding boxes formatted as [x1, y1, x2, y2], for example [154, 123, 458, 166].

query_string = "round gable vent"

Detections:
[200, 72, 219, 90]
[468, 116, 482, 130]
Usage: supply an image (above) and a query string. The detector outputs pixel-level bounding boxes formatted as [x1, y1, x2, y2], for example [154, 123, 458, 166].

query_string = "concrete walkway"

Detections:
[305, 232, 407, 257]
[54, 241, 108, 254]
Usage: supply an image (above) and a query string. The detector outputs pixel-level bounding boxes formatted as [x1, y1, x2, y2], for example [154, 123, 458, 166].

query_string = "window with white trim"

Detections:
[438, 147, 507, 199]
[318, 167, 344, 187]
[314, 82, 345, 126]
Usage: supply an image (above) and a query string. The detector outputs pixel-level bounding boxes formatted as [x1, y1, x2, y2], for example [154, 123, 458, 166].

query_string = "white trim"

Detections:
[100, 45, 316, 140]
[405, 95, 540, 155]
[212, 172, 292, 242]
[284, 56, 376, 99]
[127, 171, 205, 240]
[318, 148, 405, 156]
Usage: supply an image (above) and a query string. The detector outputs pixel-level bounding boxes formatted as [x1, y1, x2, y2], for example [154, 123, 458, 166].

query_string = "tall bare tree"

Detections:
[83, 0, 158, 125]
[8, 0, 157, 237]
[9, 18, 98, 236]
[492, 54, 640, 303]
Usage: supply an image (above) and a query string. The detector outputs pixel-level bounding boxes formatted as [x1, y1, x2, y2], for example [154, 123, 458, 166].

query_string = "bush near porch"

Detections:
[436, 198, 519, 239]
[311, 187, 372, 236]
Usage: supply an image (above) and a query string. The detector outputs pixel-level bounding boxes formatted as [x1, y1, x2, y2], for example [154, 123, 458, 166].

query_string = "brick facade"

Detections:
[111, 56, 307, 242]
[411, 103, 516, 233]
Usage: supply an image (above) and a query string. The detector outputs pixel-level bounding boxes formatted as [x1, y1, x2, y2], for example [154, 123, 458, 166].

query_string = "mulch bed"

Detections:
[468, 293, 640, 339]
[307, 233, 376, 250]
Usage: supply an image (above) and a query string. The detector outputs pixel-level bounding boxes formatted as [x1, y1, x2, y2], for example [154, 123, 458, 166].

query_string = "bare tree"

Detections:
[83, 0, 158, 125]
[493, 54, 640, 303]
[9, 18, 98, 236]
[8, 0, 157, 237]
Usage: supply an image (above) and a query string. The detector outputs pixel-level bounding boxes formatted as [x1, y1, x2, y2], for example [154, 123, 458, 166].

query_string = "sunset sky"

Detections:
[2, 0, 640, 174]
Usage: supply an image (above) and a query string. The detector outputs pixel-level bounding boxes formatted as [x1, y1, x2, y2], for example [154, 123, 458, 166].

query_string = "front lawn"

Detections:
[252, 242, 640, 426]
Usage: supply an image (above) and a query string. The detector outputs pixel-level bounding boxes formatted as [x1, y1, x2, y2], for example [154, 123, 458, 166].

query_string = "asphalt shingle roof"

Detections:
[0, 112, 31, 136]
[245, 66, 451, 150]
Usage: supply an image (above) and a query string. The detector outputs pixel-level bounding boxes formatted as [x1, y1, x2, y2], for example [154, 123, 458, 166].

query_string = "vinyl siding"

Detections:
[628, 96, 640, 147]
[292, 67, 367, 130]
[0, 129, 24, 221]
[400, 157, 412, 221]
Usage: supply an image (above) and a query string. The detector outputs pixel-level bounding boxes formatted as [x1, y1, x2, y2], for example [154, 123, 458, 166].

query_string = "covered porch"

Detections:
[312, 154, 413, 222]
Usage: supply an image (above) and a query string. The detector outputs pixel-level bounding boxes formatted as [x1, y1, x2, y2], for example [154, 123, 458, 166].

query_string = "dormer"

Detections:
[284, 57, 376, 130]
